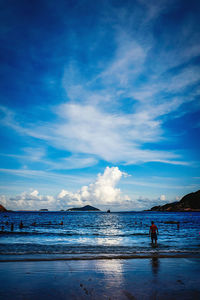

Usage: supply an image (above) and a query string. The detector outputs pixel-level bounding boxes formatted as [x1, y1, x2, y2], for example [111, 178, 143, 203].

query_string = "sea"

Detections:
[0, 211, 200, 259]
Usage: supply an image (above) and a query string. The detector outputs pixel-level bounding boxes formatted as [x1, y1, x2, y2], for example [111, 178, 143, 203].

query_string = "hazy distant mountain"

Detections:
[0, 204, 7, 212]
[150, 190, 200, 212]
[67, 205, 100, 211]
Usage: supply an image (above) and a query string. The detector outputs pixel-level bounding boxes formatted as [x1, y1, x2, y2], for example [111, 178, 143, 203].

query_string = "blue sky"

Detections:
[0, 0, 200, 211]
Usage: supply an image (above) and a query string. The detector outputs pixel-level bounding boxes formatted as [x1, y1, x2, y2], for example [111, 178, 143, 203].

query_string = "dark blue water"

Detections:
[0, 211, 200, 258]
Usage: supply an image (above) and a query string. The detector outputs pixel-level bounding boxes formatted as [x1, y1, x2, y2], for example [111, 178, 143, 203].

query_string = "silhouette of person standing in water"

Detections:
[149, 221, 158, 246]
[19, 221, 23, 229]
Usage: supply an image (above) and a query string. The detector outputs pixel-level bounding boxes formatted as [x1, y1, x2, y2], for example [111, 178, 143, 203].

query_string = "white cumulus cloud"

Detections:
[57, 166, 131, 209]
[0, 167, 131, 211]
[8, 190, 55, 211]
[160, 194, 166, 201]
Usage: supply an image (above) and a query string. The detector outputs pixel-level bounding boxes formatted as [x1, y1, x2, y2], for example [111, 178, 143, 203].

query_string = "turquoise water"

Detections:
[0, 211, 200, 257]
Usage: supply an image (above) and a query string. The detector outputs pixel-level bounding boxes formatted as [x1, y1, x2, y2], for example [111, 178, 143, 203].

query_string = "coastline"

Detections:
[1, 211, 200, 298]
[0, 257, 200, 299]
[1, 251, 200, 262]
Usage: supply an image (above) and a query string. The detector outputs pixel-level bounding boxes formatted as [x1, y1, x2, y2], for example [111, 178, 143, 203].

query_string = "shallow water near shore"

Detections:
[0, 211, 200, 258]
[0, 258, 200, 299]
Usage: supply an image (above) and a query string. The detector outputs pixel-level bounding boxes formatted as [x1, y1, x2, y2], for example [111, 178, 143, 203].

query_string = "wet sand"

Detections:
[0, 257, 200, 299]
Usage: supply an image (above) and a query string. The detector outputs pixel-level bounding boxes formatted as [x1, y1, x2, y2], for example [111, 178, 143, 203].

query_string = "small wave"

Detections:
[0, 251, 200, 262]
[0, 242, 199, 257]
[0, 231, 148, 237]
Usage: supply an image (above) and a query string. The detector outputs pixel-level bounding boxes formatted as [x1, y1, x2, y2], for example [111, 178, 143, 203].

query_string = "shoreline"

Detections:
[0, 257, 200, 299]
[1, 252, 200, 262]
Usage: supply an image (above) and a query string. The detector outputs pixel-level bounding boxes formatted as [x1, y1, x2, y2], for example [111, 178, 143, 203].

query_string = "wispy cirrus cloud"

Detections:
[56, 9, 200, 167]
[0, 149, 98, 171]
[1, 21, 199, 168]
[0, 102, 184, 165]
[0, 168, 93, 186]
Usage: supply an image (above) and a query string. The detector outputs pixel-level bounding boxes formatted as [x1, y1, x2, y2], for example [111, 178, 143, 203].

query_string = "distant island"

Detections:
[150, 190, 200, 212]
[67, 205, 100, 211]
[1, 190, 200, 212]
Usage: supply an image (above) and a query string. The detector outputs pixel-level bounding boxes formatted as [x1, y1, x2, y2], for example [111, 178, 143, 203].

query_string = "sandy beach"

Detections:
[0, 257, 200, 299]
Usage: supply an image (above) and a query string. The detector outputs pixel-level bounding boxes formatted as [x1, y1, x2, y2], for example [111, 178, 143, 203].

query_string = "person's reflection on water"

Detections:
[151, 256, 160, 276]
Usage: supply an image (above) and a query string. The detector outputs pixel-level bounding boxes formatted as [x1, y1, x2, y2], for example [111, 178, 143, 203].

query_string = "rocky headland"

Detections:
[0, 204, 7, 212]
[150, 190, 200, 212]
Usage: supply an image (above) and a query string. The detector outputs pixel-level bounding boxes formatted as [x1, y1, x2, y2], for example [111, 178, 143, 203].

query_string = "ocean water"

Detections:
[0, 211, 200, 258]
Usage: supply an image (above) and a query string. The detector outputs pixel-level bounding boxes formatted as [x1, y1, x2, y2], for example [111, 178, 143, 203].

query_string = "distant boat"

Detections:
[107, 209, 111, 213]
